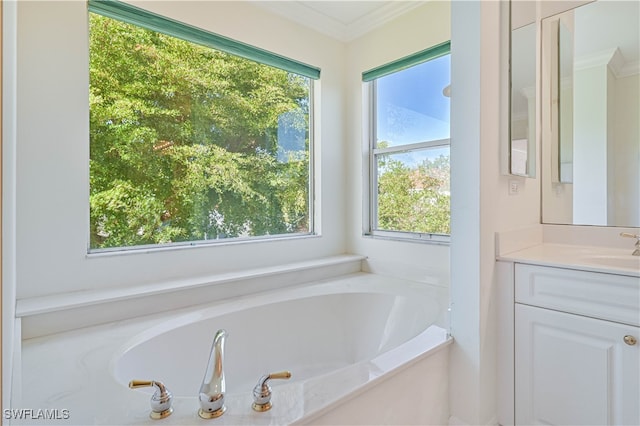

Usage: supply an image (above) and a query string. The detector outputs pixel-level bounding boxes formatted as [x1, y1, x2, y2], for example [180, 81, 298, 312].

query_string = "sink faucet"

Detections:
[198, 329, 228, 419]
[620, 233, 640, 256]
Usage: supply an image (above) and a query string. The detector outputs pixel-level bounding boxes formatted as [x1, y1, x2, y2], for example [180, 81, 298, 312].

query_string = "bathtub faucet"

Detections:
[198, 329, 228, 419]
[620, 232, 640, 256]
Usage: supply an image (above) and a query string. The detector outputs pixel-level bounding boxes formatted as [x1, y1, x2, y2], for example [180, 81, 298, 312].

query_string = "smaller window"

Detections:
[364, 42, 451, 241]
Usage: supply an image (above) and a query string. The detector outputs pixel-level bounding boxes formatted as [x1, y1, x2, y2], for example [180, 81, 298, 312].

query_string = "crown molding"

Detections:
[249, 1, 424, 42]
[575, 47, 640, 78]
[345, 2, 424, 41]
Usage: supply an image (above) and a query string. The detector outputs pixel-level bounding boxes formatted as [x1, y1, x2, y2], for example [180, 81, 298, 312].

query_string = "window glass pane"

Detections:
[375, 147, 450, 235]
[375, 54, 450, 148]
[89, 13, 311, 250]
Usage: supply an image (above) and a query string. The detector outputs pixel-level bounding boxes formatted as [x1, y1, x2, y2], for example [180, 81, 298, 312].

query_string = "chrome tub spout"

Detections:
[198, 329, 227, 419]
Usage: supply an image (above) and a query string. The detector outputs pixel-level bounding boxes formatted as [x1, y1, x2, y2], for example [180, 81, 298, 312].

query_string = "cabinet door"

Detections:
[515, 304, 640, 425]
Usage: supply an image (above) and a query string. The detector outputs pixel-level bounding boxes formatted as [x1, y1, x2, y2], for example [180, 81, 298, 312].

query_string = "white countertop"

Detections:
[498, 243, 640, 277]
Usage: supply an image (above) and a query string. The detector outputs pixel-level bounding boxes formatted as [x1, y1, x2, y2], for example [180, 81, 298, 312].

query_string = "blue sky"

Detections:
[376, 54, 451, 147]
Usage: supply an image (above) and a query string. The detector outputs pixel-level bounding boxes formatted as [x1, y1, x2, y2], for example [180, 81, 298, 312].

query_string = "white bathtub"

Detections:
[112, 273, 451, 424]
[17, 273, 451, 425]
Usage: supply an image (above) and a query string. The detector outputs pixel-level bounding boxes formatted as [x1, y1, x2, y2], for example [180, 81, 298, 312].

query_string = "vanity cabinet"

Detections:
[514, 264, 640, 425]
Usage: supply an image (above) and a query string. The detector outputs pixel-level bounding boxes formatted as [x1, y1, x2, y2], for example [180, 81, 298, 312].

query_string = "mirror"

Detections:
[542, 0, 640, 227]
[510, 1, 537, 177]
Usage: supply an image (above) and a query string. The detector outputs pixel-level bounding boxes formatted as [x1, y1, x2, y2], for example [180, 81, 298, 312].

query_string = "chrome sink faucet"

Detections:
[620, 233, 640, 256]
[198, 329, 228, 419]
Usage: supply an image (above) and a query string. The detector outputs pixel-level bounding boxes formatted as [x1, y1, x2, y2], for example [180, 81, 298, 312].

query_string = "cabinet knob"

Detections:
[623, 335, 637, 346]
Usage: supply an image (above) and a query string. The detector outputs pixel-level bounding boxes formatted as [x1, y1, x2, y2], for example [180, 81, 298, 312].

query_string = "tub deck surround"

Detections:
[15, 254, 365, 339]
[17, 273, 451, 425]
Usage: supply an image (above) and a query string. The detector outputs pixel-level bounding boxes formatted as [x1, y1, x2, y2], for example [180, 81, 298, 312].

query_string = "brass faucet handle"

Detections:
[620, 233, 640, 254]
[252, 371, 292, 412]
[267, 371, 292, 381]
[128, 380, 173, 419]
[620, 232, 640, 240]
[129, 380, 154, 389]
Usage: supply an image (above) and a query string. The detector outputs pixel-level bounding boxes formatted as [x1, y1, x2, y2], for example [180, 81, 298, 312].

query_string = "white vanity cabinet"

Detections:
[514, 264, 640, 425]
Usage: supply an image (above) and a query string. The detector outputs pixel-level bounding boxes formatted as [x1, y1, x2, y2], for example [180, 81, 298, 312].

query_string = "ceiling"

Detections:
[249, 1, 424, 42]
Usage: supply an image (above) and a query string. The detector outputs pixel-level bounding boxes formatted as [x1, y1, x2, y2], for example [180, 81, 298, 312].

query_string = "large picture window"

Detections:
[88, 1, 318, 251]
[364, 41, 451, 241]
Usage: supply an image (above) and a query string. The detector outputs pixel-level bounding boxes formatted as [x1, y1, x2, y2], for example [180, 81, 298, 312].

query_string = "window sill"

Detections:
[87, 233, 319, 258]
[364, 230, 450, 245]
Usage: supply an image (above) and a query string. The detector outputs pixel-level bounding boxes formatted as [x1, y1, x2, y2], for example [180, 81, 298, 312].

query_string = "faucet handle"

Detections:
[620, 232, 640, 248]
[252, 371, 292, 412]
[129, 380, 173, 419]
[620, 232, 640, 239]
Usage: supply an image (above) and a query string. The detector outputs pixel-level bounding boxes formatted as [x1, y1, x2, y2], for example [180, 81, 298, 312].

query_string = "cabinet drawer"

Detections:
[515, 264, 640, 326]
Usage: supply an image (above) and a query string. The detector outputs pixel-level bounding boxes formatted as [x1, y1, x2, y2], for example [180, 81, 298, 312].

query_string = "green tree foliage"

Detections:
[89, 14, 310, 249]
[377, 154, 450, 235]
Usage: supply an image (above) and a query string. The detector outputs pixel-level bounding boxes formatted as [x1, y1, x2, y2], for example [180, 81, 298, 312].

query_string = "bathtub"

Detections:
[18, 272, 451, 425]
[112, 272, 451, 424]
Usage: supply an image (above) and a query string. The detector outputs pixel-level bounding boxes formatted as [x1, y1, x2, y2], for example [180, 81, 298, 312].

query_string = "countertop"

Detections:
[497, 243, 640, 277]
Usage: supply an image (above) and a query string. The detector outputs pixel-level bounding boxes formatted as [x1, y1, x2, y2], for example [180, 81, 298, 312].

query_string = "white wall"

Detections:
[2, 0, 18, 412]
[449, 1, 541, 424]
[14, 1, 347, 300]
[345, 1, 451, 286]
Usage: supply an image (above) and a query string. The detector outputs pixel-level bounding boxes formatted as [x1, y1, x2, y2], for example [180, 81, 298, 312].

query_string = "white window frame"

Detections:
[363, 42, 451, 244]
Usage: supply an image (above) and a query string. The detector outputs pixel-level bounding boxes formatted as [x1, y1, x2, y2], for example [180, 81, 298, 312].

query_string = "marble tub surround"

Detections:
[496, 225, 640, 276]
[16, 273, 451, 426]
